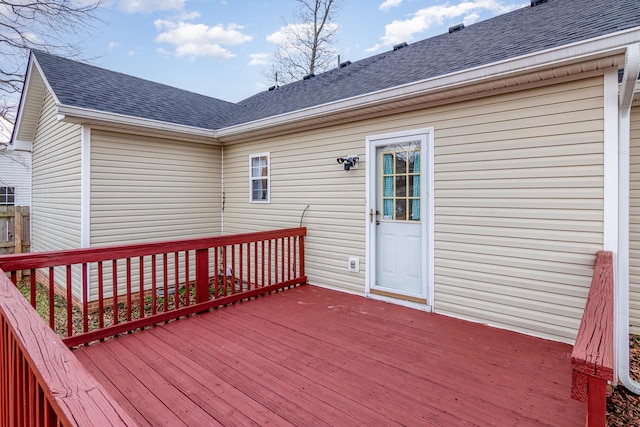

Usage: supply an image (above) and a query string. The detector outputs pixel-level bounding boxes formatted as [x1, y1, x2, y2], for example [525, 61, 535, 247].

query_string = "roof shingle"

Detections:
[33, 50, 242, 130]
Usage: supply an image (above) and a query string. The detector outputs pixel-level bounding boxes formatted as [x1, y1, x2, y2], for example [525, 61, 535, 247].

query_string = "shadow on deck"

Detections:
[74, 284, 585, 426]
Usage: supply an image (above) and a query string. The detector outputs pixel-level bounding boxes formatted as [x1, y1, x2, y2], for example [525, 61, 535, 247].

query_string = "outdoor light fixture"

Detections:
[337, 155, 359, 171]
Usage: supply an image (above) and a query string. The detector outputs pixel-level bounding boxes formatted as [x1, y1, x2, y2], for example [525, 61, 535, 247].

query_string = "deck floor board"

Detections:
[74, 285, 585, 426]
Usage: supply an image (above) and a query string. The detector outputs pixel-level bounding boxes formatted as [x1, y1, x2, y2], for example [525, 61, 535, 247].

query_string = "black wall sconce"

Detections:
[337, 155, 359, 172]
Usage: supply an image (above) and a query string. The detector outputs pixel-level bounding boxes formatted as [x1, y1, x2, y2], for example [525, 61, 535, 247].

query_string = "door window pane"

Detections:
[379, 147, 420, 222]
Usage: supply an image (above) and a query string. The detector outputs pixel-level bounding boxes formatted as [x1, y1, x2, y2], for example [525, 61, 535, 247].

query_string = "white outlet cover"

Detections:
[348, 257, 360, 272]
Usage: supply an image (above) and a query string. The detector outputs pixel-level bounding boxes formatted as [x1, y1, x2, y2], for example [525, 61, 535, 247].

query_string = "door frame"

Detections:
[365, 128, 435, 311]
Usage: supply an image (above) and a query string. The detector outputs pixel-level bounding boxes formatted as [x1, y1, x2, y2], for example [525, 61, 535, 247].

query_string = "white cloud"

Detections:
[107, 41, 120, 51]
[249, 53, 270, 66]
[368, 0, 524, 51]
[155, 20, 252, 59]
[119, 0, 184, 13]
[379, 0, 403, 11]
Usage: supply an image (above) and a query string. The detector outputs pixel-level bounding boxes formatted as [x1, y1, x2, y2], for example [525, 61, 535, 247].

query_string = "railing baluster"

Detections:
[98, 262, 104, 329]
[174, 252, 180, 309]
[139, 256, 145, 319]
[231, 245, 236, 294]
[222, 246, 228, 297]
[287, 237, 292, 281]
[112, 260, 118, 326]
[151, 254, 157, 315]
[280, 238, 284, 283]
[299, 235, 305, 279]
[239, 244, 244, 293]
[185, 251, 190, 306]
[261, 240, 265, 289]
[268, 239, 272, 286]
[65, 265, 72, 338]
[246, 243, 251, 291]
[293, 237, 298, 279]
[29, 271, 36, 308]
[254, 241, 258, 290]
[48, 267, 54, 330]
[273, 239, 278, 285]
[163, 254, 169, 312]
[82, 263, 88, 333]
[214, 247, 219, 298]
[126, 258, 132, 322]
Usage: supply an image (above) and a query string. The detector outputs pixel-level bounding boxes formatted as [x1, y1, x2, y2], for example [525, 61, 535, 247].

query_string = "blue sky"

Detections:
[76, 0, 527, 102]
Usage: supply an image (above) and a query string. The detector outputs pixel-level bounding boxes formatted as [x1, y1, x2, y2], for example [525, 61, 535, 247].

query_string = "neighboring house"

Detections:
[10, 0, 640, 350]
[0, 116, 31, 207]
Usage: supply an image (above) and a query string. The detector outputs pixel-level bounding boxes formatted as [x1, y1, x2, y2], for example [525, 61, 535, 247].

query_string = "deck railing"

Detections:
[570, 250, 614, 427]
[0, 228, 307, 347]
[0, 266, 136, 426]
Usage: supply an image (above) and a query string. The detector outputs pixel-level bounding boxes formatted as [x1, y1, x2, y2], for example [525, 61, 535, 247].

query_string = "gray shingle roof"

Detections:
[31, 0, 640, 131]
[32, 50, 242, 130]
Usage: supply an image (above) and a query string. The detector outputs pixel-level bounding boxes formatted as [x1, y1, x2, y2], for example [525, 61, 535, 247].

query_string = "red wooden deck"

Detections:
[74, 285, 585, 426]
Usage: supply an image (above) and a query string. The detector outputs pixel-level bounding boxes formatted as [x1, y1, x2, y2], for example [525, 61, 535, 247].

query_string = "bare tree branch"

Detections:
[0, 0, 106, 120]
[264, 0, 343, 86]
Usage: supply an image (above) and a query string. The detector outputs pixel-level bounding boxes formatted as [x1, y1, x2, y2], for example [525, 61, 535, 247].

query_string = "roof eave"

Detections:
[215, 27, 640, 141]
[57, 105, 218, 143]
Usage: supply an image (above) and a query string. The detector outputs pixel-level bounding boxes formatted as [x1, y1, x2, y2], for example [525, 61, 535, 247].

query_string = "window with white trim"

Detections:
[0, 187, 15, 206]
[249, 153, 270, 203]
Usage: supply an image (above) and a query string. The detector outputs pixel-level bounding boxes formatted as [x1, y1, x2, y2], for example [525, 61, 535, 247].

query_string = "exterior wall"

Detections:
[223, 75, 605, 343]
[89, 130, 222, 300]
[629, 102, 640, 334]
[31, 91, 82, 252]
[223, 125, 367, 295]
[0, 149, 31, 206]
[31, 91, 82, 298]
[90, 130, 222, 246]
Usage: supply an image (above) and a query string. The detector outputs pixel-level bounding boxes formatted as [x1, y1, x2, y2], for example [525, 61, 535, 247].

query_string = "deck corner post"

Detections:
[196, 248, 209, 303]
[586, 376, 607, 427]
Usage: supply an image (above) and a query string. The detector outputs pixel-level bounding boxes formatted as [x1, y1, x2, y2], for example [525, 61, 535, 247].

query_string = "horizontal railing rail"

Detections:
[0, 228, 307, 347]
[0, 267, 136, 426]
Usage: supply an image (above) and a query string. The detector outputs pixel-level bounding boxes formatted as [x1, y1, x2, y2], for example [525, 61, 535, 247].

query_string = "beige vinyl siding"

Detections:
[431, 77, 603, 344]
[223, 137, 367, 294]
[629, 102, 640, 334]
[31, 91, 82, 297]
[89, 130, 222, 300]
[223, 75, 604, 343]
[31, 92, 82, 251]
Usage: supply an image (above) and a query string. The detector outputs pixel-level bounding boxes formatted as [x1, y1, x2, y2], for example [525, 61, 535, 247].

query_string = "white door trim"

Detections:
[365, 127, 435, 311]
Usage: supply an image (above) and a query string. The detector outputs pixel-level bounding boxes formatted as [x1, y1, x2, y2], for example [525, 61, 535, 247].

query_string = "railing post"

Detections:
[587, 376, 607, 427]
[14, 207, 22, 281]
[196, 248, 209, 303]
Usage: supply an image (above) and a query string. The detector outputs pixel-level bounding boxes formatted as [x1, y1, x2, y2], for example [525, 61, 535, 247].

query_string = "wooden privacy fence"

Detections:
[0, 227, 307, 347]
[0, 206, 30, 255]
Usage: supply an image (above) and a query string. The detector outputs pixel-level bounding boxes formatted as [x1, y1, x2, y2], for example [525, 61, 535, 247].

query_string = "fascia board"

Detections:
[56, 104, 216, 139]
[215, 27, 640, 139]
[12, 55, 41, 144]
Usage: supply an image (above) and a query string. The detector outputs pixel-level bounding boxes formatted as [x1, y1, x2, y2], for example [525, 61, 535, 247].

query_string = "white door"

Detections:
[366, 131, 431, 305]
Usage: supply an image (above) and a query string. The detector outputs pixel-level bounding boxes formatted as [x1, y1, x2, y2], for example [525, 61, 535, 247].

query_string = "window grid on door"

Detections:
[381, 149, 420, 222]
